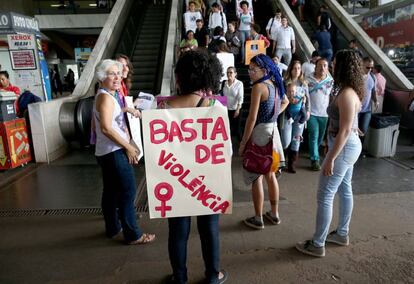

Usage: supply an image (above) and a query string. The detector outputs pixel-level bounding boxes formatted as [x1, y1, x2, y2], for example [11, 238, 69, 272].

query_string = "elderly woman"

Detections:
[93, 59, 155, 245]
[281, 60, 310, 173]
[239, 54, 289, 229]
[158, 50, 228, 284]
[296, 50, 364, 257]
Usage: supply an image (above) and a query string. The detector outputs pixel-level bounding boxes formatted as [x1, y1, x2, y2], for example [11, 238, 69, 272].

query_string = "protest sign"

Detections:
[142, 105, 233, 219]
[124, 96, 143, 161]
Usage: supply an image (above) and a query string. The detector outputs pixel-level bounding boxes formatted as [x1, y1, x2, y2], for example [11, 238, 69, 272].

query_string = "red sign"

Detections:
[363, 18, 414, 48]
[9, 49, 36, 70]
[0, 118, 32, 169]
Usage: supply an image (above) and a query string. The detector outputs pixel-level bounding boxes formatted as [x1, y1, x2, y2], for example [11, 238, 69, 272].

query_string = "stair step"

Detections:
[133, 49, 159, 56]
[132, 55, 159, 62]
[133, 82, 155, 89]
[133, 67, 157, 75]
[132, 74, 156, 81]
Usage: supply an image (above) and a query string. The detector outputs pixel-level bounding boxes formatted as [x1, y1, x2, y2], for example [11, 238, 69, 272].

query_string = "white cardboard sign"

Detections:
[124, 96, 143, 161]
[142, 106, 233, 219]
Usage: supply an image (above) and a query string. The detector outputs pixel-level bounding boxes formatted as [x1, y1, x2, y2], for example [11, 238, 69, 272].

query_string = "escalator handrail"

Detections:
[323, 0, 413, 91]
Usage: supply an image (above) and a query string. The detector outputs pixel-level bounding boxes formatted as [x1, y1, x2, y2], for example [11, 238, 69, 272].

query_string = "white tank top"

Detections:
[93, 88, 129, 156]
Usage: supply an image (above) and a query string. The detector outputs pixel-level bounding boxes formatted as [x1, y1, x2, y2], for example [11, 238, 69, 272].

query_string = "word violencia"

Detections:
[156, 150, 230, 214]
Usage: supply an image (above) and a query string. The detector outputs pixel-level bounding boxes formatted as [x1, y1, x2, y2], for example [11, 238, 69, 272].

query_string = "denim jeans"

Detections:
[239, 30, 250, 63]
[228, 110, 241, 141]
[281, 118, 305, 151]
[308, 115, 328, 162]
[313, 132, 361, 247]
[168, 214, 220, 284]
[358, 111, 371, 135]
[96, 149, 142, 242]
[318, 48, 333, 63]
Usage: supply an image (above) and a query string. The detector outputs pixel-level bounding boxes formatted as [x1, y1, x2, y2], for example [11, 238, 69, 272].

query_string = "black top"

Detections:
[195, 27, 210, 47]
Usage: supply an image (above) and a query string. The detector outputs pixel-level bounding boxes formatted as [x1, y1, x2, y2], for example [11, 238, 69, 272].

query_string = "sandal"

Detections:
[128, 233, 156, 245]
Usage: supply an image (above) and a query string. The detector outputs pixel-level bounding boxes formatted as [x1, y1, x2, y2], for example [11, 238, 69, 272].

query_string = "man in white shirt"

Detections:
[273, 15, 295, 66]
[184, 1, 203, 33]
[302, 51, 320, 78]
[209, 2, 227, 33]
[266, 9, 282, 41]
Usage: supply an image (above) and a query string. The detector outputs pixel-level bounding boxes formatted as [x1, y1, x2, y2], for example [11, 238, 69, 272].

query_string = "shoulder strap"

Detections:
[269, 18, 274, 34]
[220, 11, 224, 27]
[196, 97, 205, 107]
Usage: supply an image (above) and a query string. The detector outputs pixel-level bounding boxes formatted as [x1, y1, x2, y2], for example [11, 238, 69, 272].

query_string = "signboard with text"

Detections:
[142, 106, 233, 219]
[9, 50, 36, 70]
[125, 96, 143, 161]
[7, 34, 35, 50]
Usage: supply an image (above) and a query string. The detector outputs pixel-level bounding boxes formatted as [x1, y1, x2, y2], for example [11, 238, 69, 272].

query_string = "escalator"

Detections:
[59, 1, 171, 144]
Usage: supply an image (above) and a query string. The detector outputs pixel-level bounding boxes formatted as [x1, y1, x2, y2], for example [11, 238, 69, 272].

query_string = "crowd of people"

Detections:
[88, 1, 413, 284]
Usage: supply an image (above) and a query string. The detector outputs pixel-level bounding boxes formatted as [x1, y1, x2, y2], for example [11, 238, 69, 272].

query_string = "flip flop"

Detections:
[128, 233, 156, 245]
[218, 270, 228, 284]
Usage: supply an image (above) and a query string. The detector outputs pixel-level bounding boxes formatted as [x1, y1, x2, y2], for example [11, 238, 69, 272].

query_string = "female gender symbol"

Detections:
[154, 182, 174, 217]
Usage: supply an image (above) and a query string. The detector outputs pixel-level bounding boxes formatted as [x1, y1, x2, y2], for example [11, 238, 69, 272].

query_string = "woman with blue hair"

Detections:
[239, 54, 289, 229]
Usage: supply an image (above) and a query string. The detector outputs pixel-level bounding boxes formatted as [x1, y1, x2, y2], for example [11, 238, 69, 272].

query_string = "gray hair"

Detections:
[95, 59, 123, 82]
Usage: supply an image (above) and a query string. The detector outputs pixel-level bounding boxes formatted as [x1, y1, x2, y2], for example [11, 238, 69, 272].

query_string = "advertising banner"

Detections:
[0, 12, 40, 35]
[9, 50, 36, 70]
[7, 34, 35, 50]
[0, 118, 32, 169]
[142, 106, 233, 219]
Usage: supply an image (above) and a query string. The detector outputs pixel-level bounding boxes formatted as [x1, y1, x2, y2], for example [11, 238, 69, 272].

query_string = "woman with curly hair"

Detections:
[281, 60, 310, 173]
[239, 54, 289, 230]
[296, 49, 365, 257]
[159, 50, 228, 284]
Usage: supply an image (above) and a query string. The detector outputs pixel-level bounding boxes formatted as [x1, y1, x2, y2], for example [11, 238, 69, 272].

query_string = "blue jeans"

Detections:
[96, 149, 142, 242]
[168, 214, 220, 284]
[308, 115, 328, 162]
[239, 30, 250, 63]
[318, 48, 333, 63]
[313, 132, 361, 247]
[358, 111, 371, 135]
[281, 118, 305, 151]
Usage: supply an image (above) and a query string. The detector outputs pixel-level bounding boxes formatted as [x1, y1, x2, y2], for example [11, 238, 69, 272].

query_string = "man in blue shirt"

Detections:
[311, 25, 333, 63]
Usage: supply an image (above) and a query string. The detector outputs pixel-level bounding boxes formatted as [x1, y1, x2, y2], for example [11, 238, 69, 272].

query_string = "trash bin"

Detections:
[0, 91, 17, 122]
[364, 113, 400, 158]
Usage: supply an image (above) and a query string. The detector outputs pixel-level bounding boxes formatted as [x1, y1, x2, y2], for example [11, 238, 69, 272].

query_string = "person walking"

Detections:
[312, 25, 333, 63]
[306, 57, 334, 171]
[281, 60, 310, 173]
[273, 15, 296, 66]
[239, 54, 288, 230]
[296, 49, 364, 257]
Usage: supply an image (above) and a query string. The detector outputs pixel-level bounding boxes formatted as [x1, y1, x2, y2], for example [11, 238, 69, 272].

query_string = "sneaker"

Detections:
[311, 160, 321, 171]
[264, 211, 281, 225]
[296, 240, 325, 257]
[326, 230, 349, 246]
[243, 216, 264, 230]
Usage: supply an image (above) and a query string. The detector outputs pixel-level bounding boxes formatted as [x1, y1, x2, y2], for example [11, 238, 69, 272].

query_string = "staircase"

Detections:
[128, 3, 169, 96]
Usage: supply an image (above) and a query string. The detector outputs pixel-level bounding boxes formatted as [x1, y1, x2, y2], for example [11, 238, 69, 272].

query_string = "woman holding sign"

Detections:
[158, 50, 228, 284]
[93, 59, 155, 245]
[239, 54, 289, 230]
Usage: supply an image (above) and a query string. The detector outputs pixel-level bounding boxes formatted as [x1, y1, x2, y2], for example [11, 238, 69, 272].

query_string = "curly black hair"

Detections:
[333, 49, 365, 101]
[175, 49, 222, 95]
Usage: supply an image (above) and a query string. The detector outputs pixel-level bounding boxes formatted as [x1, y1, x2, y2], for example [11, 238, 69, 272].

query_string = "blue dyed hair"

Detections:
[250, 54, 285, 99]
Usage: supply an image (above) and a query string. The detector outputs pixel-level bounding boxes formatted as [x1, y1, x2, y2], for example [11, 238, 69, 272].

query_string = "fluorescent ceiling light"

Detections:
[50, 4, 63, 7]
[89, 4, 97, 6]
